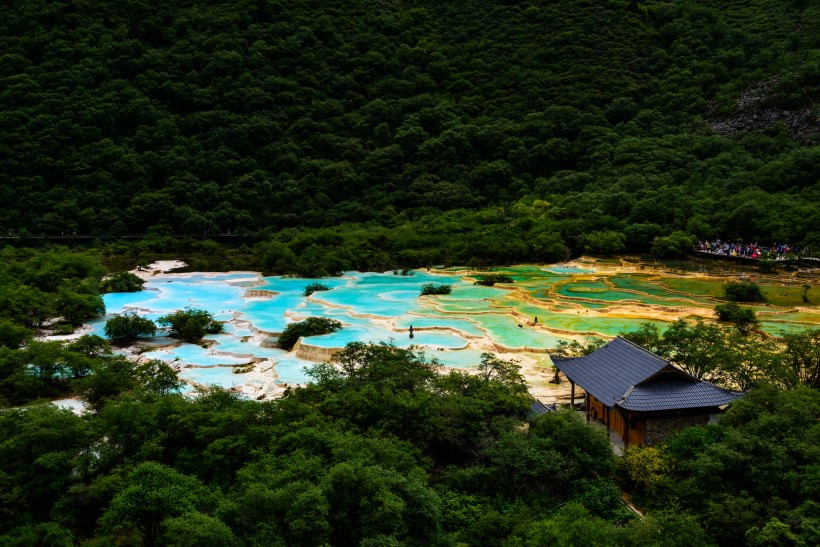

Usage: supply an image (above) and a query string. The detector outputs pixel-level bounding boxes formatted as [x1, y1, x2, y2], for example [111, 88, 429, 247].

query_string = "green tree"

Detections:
[714, 302, 759, 334]
[135, 359, 183, 396]
[475, 274, 514, 286]
[54, 289, 105, 326]
[100, 272, 145, 293]
[0, 404, 89, 528]
[0, 522, 74, 547]
[477, 353, 525, 387]
[104, 313, 157, 346]
[781, 329, 820, 388]
[97, 462, 222, 545]
[77, 356, 137, 412]
[618, 445, 670, 494]
[277, 317, 342, 351]
[746, 517, 802, 547]
[256, 241, 297, 273]
[724, 280, 765, 302]
[0, 319, 32, 349]
[651, 231, 697, 258]
[0, 286, 54, 327]
[68, 334, 112, 358]
[800, 284, 811, 303]
[158, 308, 223, 343]
[581, 230, 626, 256]
[159, 512, 237, 546]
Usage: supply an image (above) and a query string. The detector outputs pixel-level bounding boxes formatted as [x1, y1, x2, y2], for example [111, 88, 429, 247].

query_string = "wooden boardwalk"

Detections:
[693, 250, 820, 265]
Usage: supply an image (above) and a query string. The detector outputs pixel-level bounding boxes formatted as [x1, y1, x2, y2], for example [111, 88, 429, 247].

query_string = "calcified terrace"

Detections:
[86, 259, 819, 401]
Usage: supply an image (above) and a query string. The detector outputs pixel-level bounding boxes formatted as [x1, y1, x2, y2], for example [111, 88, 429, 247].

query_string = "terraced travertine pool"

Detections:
[95, 260, 819, 396]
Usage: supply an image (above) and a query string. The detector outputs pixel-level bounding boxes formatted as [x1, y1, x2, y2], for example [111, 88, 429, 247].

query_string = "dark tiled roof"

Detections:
[530, 399, 557, 417]
[553, 337, 669, 407]
[552, 336, 744, 412]
[619, 371, 744, 411]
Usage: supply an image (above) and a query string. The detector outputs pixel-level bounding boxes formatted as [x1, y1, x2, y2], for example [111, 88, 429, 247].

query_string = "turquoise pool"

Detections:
[93, 264, 818, 393]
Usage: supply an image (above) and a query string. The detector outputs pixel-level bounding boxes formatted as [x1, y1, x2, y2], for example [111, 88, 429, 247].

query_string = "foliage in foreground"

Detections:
[621, 386, 820, 547]
[0, 323, 817, 545]
[0, 343, 635, 545]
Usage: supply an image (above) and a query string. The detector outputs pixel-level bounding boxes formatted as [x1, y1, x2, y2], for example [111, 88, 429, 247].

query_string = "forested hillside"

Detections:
[1, 0, 817, 259]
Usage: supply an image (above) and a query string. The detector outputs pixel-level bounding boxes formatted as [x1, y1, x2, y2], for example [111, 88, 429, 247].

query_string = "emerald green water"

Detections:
[659, 277, 730, 298]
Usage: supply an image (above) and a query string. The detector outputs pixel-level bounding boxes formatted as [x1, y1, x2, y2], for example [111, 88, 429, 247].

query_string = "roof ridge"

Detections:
[618, 384, 636, 405]
[614, 335, 669, 364]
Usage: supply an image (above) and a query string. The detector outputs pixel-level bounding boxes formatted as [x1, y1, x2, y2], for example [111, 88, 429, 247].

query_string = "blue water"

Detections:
[273, 354, 317, 384]
[204, 334, 279, 358]
[93, 270, 565, 391]
[543, 266, 595, 274]
[180, 366, 254, 388]
[152, 344, 251, 367]
[307, 326, 467, 349]
[87, 264, 818, 396]
[425, 348, 489, 368]
[394, 316, 486, 338]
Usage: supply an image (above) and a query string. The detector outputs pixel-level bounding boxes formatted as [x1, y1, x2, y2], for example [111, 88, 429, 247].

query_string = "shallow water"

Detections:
[152, 344, 252, 367]
[97, 263, 819, 392]
[179, 366, 255, 388]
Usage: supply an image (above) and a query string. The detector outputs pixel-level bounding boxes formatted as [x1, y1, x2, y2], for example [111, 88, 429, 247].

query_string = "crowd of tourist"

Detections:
[696, 240, 812, 260]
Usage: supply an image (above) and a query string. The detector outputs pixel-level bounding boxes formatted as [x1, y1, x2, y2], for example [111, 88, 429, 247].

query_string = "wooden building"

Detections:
[552, 337, 744, 447]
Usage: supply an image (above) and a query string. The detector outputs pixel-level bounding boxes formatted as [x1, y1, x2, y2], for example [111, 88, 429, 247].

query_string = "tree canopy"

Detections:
[0, 0, 815, 264]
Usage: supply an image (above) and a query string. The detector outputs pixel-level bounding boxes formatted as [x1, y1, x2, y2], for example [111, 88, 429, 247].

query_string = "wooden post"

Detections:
[585, 393, 590, 422]
[624, 412, 630, 448]
[570, 381, 575, 407]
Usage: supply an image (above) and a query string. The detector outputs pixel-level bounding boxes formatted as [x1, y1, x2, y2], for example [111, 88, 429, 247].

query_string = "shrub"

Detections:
[277, 317, 342, 350]
[617, 446, 670, 495]
[723, 280, 765, 302]
[303, 282, 331, 296]
[158, 308, 223, 343]
[420, 283, 452, 295]
[475, 274, 513, 286]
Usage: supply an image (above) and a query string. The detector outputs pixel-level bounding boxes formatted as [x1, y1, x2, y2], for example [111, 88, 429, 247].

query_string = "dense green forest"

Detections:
[1, 0, 818, 265]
